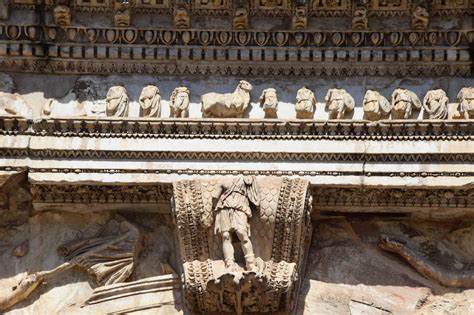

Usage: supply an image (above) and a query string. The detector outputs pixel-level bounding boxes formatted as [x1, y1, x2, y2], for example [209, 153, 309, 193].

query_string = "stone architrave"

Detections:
[391, 88, 422, 119]
[172, 177, 312, 314]
[259, 88, 278, 118]
[106, 86, 129, 117]
[201, 80, 253, 118]
[139, 85, 161, 118]
[325, 88, 355, 119]
[363, 90, 391, 121]
[457, 87, 474, 119]
[295, 86, 316, 119]
[423, 89, 449, 119]
[170, 87, 190, 118]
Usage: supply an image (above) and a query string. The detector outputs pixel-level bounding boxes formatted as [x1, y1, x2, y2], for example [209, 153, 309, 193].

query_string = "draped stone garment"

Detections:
[214, 176, 260, 235]
[139, 85, 161, 118]
[106, 86, 129, 117]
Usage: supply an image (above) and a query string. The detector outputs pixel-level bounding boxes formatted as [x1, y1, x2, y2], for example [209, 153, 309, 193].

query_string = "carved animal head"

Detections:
[53, 5, 71, 27]
[238, 80, 253, 92]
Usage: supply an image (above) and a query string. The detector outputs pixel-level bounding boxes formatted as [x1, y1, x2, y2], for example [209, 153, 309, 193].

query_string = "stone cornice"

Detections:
[1, 117, 473, 141]
[0, 25, 471, 76]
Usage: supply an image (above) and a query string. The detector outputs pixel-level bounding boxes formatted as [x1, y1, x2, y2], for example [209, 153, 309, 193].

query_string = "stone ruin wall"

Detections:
[0, 1, 474, 314]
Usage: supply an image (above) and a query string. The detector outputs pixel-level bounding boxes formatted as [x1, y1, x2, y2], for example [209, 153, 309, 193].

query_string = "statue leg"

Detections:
[235, 229, 257, 271]
[222, 231, 235, 268]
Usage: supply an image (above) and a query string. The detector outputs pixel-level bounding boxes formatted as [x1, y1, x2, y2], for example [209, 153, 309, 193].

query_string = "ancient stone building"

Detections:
[0, 0, 473, 314]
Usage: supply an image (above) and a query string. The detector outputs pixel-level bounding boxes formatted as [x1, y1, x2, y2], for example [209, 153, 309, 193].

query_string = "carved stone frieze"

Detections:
[172, 177, 312, 314]
[312, 187, 474, 213]
[0, 25, 470, 76]
[1, 117, 473, 141]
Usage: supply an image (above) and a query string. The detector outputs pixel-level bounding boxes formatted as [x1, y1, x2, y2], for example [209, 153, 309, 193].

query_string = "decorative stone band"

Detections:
[172, 178, 312, 314]
[0, 26, 471, 76]
[1, 117, 473, 140]
[28, 183, 474, 215]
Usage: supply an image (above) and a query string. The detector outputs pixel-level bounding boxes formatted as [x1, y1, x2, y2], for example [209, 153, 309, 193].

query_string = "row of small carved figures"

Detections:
[1, 82, 473, 121]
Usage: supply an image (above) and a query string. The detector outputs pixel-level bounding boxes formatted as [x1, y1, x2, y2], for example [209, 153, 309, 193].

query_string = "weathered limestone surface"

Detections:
[0, 2, 473, 314]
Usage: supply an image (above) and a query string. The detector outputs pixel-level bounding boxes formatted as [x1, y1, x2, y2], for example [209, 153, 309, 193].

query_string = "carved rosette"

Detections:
[172, 178, 312, 314]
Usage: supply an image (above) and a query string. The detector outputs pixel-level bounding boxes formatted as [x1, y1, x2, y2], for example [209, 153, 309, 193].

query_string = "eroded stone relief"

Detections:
[1, 215, 141, 311]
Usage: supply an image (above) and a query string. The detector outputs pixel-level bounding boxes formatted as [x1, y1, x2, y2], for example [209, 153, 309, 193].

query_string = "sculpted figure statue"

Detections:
[0, 92, 32, 118]
[106, 86, 129, 117]
[213, 176, 260, 271]
[391, 88, 421, 119]
[259, 88, 278, 118]
[53, 4, 71, 27]
[325, 88, 355, 119]
[423, 89, 449, 119]
[295, 86, 316, 119]
[201, 80, 253, 118]
[170, 87, 190, 118]
[457, 87, 474, 119]
[139, 85, 161, 118]
[363, 90, 391, 121]
[233, 7, 249, 30]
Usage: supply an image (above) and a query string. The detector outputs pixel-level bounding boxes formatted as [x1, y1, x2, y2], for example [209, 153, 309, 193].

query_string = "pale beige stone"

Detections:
[106, 86, 129, 117]
[201, 80, 253, 118]
[363, 90, 391, 121]
[457, 87, 474, 119]
[295, 86, 316, 119]
[423, 89, 449, 119]
[325, 88, 355, 119]
[170, 87, 190, 118]
[391, 88, 422, 119]
[139, 85, 161, 118]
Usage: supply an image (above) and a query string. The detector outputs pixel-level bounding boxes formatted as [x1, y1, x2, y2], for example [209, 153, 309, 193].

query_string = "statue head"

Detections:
[239, 80, 253, 92]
